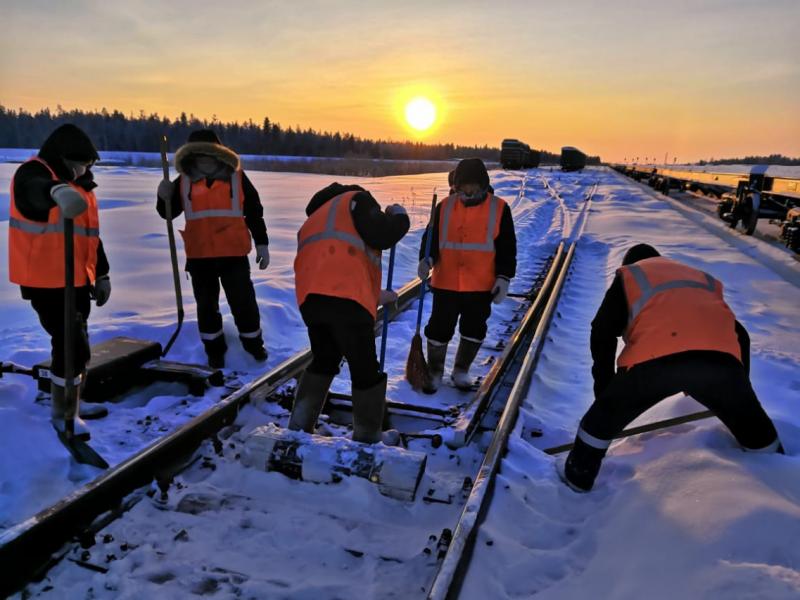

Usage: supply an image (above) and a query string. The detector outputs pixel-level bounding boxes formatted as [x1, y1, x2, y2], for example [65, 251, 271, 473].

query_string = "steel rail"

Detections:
[428, 186, 596, 600]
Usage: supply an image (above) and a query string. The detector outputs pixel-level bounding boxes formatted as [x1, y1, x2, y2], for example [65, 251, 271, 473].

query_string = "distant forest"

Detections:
[0, 105, 508, 161]
[0, 105, 602, 166]
[697, 155, 800, 166]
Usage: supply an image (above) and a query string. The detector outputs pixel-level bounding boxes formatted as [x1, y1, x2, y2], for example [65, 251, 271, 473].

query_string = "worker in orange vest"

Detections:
[291, 183, 409, 443]
[417, 158, 516, 392]
[8, 124, 111, 439]
[562, 244, 783, 492]
[157, 130, 269, 368]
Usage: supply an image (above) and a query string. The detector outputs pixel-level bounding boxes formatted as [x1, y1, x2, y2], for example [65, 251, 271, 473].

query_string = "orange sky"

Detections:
[1, 1, 798, 162]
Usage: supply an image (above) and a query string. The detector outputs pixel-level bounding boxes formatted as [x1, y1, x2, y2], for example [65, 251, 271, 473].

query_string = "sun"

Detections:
[405, 97, 437, 132]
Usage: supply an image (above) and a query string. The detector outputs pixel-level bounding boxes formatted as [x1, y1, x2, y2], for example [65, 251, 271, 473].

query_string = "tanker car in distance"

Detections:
[561, 146, 587, 171]
[501, 139, 541, 169]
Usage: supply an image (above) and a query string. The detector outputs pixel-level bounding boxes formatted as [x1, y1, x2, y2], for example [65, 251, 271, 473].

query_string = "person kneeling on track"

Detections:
[8, 124, 111, 439]
[562, 243, 784, 493]
[156, 129, 269, 369]
[290, 183, 410, 443]
[417, 158, 516, 393]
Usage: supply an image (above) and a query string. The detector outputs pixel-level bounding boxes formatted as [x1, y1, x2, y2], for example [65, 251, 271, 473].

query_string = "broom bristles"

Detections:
[405, 333, 432, 391]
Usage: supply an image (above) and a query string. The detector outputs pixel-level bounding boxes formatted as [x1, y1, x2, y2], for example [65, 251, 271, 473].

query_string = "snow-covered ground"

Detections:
[0, 164, 457, 530]
[462, 169, 800, 599]
[3, 165, 799, 598]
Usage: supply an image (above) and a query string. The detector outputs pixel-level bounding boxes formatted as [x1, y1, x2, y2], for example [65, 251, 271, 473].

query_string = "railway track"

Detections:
[2, 173, 602, 598]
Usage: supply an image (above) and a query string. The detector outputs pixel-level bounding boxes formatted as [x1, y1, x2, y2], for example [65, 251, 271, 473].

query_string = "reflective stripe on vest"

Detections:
[180, 172, 243, 220]
[297, 195, 381, 267]
[626, 263, 716, 325]
[8, 217, 99, 238]
[439, 194, 500, 252]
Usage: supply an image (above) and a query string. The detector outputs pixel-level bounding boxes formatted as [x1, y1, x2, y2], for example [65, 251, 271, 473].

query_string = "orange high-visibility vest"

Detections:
[178, 171, 251, 259]
[294, 191, 382, 318]
[617, 257, 742, 368]
[431, 193, 505, 292]
[8, 158, 99, 288]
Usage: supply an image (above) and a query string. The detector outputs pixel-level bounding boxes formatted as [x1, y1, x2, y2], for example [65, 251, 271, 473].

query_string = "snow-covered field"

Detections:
[2, 164, 798, 598]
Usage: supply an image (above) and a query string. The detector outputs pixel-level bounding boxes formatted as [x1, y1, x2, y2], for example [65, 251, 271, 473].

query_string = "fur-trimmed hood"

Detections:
[174, 141, 240, 176]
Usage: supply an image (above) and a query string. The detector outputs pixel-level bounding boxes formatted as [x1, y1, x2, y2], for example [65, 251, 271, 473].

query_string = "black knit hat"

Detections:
[622, 244, 660, 266]
[454, 158, 490, 189]
[187, 129, 222, 144]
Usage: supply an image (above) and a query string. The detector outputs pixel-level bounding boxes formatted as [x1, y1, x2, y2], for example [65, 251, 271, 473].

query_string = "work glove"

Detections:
[417, 257, 433, 281]
[50, 184, 87, 218]
[157, 179, 175, 202]
[491, 276, 510, 304]
[379, 289, 398, 305]
[92, 275, 111, 307]
[385, 203, 407, 217]
[255, 245, 270, 270]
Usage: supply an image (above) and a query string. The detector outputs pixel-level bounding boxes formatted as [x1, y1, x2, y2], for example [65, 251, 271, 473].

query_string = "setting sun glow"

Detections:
[404, 97, 437, 132]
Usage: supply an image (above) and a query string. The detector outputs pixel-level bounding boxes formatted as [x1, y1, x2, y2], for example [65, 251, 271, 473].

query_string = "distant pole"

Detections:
[664, 152, 668, 165]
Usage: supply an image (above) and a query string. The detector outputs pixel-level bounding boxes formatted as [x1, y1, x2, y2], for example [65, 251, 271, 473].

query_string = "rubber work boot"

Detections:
[451, 338, 482, 391]
[562, 436, 607, 493]
[352, 373, 388, 444]
[288, 371, 335, 433]
[424, 340, 448, 394]
[77, 370, 108, 420]
[51, 382, 91, 441]
[241, 336, 268, 362]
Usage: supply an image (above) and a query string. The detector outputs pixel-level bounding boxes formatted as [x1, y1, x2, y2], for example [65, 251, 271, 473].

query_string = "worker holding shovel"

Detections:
[8, 124, 111, 440]
[290, 183, 409, 443]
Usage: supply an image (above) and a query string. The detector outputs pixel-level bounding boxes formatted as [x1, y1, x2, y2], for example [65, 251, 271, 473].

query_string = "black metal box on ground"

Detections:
[34, 337, 162, 400]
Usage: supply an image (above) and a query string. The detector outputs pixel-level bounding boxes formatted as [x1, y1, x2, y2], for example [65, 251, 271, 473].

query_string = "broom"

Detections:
[405, 190, 437, 391]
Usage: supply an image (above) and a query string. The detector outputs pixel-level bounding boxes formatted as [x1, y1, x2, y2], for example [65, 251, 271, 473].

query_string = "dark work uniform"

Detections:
[12, 131, 110, 379]
[566, 273, 782, 491]
[157, 169, 268, 356]
[300, 183, 409, 390]
[419, 192, 516, 343]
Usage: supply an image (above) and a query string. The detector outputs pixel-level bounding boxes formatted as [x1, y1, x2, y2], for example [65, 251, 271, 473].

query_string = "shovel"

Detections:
[405, 191, 437, 391]
[159, 135, 184, 356]
[58, 216, 109, 469]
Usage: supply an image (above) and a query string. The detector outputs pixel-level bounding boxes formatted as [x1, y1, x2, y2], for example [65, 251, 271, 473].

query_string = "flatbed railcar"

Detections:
[613, 163, 800, 250]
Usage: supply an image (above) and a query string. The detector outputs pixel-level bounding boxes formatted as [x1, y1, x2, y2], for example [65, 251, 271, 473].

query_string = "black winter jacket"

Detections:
[418, 194, 516, 282]
[299, 182, 411, 324]
[12, 127, 110, 296]
[156, 170, 269, 248]
[590, 273, 751, 397]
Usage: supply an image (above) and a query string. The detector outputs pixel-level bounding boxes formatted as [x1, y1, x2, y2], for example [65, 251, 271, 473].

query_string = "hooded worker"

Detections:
[562, 244, 783, 492]
[290, 182, 410, 443]
[156, 129, 269, 368]
[8, 123, 111, 439]
[417, 158, 517, 392]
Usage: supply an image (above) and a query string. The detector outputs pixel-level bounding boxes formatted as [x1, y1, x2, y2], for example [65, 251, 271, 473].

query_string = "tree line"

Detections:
[0, 105, 505, 161]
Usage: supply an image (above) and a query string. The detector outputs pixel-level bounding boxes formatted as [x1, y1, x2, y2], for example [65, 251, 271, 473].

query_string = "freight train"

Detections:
[560, 146, 587, 172]
[500, 139, 541, 169]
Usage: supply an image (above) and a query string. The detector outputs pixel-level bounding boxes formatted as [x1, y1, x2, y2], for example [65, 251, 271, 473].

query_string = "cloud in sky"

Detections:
[1, 0, 798, 161]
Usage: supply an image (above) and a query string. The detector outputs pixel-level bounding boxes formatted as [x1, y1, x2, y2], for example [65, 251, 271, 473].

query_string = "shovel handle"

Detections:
[379, 245, 397, 371]
[415, 190, 437, 332]
[63, 216, 76, 433]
